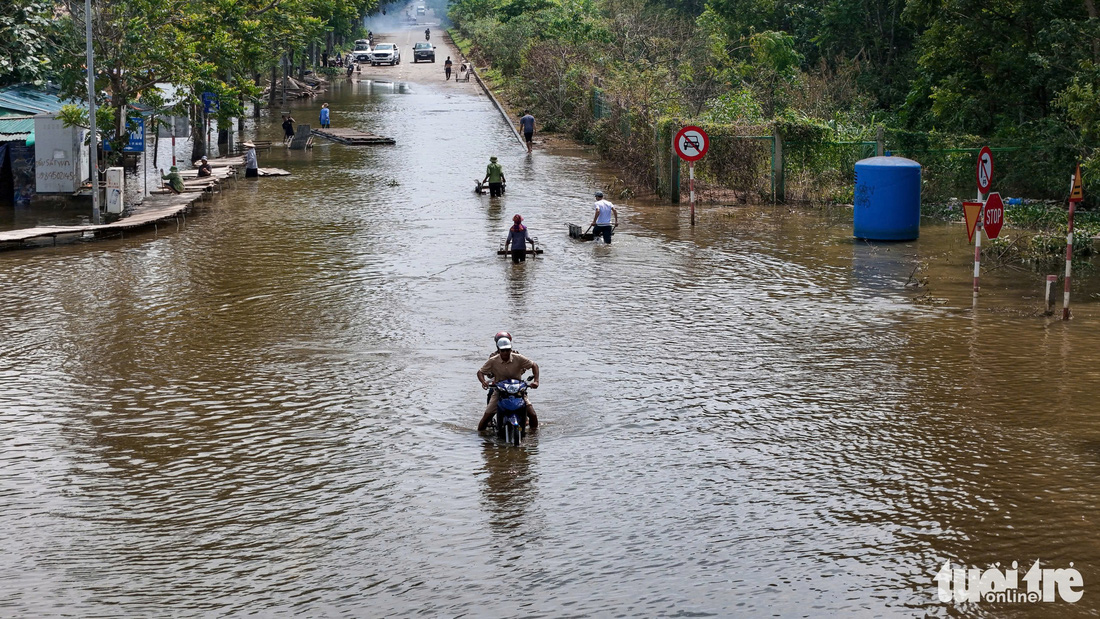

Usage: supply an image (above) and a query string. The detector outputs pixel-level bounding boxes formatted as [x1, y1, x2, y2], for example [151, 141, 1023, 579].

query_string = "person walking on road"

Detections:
[444, 56, 453, 80]
[505, 214, 535, 263]
[590, 190, 618, 243]
[319, 103, 330, 129]
[519, 110, 535, 153]
[483, 156, 506, 198]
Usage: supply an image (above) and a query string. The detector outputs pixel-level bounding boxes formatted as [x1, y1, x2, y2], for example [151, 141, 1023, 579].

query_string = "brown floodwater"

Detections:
[3, 54, 1100, 617]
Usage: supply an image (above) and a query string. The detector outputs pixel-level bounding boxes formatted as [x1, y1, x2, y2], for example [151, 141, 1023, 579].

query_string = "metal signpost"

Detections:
[85, 0, 100, 224]
[673, 126, 709, 226]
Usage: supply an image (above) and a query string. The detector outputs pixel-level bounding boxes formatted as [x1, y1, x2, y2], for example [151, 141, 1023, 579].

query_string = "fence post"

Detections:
[876, 126, 884, 157]
[772, 125, 784, 203]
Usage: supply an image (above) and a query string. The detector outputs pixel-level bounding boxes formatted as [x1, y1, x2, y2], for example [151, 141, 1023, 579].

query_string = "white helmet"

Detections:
[496, 337, 513, 350]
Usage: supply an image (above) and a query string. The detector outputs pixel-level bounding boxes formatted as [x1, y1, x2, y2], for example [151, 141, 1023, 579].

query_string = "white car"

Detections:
[351, 39, 373, 63]
[371, 43, 401, 66]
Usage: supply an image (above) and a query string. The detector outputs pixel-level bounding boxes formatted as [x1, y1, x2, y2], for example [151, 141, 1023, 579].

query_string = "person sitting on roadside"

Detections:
[161, 166, 185, 193]
[194, 156, 212, 178]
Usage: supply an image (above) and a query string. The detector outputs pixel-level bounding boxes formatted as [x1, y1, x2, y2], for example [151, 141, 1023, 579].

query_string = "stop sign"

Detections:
[984, 192, 1004, 239]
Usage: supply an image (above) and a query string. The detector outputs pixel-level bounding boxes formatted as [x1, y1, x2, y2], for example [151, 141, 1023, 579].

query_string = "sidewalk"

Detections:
[0, 156, 244, 249]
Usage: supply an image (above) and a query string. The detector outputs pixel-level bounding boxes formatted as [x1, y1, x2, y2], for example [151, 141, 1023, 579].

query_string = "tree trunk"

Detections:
[270, 64, 278, 104]
[255, 72, 262, 117]
[190, 102, 205, 162]
[1086, 0, 1100, 62]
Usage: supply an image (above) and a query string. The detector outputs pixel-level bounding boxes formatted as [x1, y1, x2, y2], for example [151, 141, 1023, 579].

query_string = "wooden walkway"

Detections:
[0, 156, 284, 249]
[312, 127, 395, 145]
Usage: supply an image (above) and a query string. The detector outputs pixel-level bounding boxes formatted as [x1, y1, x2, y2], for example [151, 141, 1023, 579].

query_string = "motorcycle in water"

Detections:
[425, 28, 431, 41]
[487, 378, 530, 446]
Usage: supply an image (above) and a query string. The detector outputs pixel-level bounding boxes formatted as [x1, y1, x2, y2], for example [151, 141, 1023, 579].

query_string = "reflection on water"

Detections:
[2, 60, 1100, 617]
[479, 441, 537, 536]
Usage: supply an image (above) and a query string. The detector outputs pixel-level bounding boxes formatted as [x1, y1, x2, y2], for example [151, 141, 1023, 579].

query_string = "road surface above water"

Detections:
[4, 25, 1100, 618]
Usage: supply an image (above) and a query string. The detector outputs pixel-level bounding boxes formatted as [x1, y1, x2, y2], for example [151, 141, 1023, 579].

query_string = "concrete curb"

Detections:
[447, 31, 526, 152]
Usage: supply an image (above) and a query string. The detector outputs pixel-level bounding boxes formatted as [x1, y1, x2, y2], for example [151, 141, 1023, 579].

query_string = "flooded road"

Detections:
[4, 36, 1100, 617]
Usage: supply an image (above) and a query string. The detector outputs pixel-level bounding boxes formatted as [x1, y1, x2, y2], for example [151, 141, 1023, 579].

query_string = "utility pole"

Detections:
[85, 0, 100, 224]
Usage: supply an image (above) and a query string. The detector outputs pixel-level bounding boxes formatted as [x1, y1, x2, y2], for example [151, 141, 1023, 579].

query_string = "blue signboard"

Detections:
[103, 117, 145, 153]
[202, 92, 219, 114]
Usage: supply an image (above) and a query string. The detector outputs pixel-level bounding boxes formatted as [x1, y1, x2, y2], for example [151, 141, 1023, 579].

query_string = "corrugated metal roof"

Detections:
[0, 85, 67, 115]
[0, 115, 35, 142]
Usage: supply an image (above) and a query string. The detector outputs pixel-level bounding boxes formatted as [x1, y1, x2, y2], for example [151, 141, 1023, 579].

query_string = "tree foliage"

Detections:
[0, 0, 57, 87]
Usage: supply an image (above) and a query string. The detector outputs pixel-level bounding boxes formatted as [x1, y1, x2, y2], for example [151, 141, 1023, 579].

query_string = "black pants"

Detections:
[245, 167, 258, 178]
[593, 224, 613, 243]
[445, 67, 451, 79]
[511, 249, 526, 263]
[489, 182, 502, 197]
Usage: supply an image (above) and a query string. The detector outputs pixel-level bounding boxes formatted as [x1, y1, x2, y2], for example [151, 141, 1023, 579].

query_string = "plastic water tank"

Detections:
[853, 156, 921, 241]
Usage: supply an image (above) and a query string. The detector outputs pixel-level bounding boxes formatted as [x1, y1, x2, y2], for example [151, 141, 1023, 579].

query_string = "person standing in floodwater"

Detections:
[519, 110, 535, 153]
[483, 156, 505, 198]
[444, 57, 453, 81]
[590, 190, 618, 243]
[505, 214, 535, 263]
[319, 103, 330, 129]
[282, 114, 295, 141]
[242, 141, 259, 178]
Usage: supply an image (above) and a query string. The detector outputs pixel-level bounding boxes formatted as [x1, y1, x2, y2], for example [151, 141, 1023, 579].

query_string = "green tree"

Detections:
[0, 0, 57, 86]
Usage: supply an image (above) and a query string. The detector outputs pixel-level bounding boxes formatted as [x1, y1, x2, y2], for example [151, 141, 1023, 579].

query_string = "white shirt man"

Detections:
[590, 191, 619, 243]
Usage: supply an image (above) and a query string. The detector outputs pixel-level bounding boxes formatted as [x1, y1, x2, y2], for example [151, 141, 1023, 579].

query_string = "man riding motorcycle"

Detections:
[477, 336, 539, 431]
[425, 27, 431, 40]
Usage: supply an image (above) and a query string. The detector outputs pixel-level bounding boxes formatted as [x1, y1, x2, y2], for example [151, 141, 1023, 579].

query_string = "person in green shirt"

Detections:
[481, 155, 505, 197]
[161, 166, 185, 194]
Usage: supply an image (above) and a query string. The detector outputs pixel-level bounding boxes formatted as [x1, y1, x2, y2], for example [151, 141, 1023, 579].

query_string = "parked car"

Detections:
[352, 39, 372, 63]
[371, 43, 400, 65]
[412, 42, 436, 63]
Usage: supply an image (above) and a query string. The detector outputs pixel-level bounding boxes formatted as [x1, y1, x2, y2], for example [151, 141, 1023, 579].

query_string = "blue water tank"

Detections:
[853, 156, 921, 241]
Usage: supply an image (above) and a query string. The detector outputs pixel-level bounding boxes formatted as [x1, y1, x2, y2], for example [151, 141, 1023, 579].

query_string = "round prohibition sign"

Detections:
[976, 146, 993, 194]
[674, 126, 709, 162]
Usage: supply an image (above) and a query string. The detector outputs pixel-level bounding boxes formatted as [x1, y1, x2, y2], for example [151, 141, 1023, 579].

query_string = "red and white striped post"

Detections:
[1065, 165, 1083, 320]
[973, 188, 983, 297]
[673, 126, 708, 227]
[972, 147, 993, 298]
[1064, 197, 1076, 320]
[689, 162, 695, 226]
